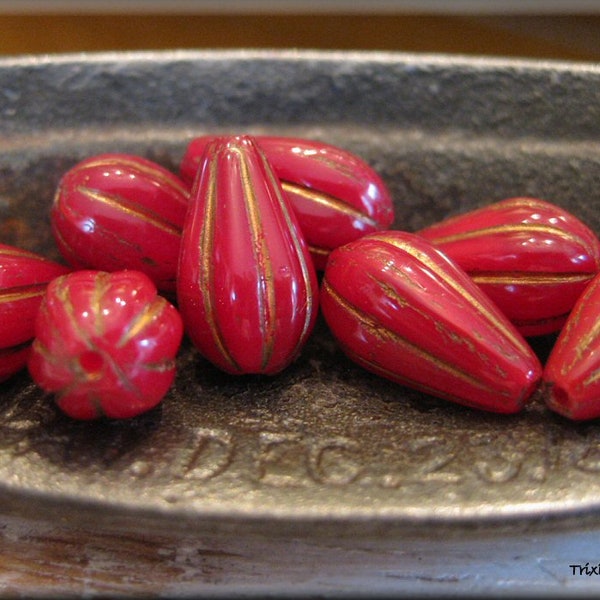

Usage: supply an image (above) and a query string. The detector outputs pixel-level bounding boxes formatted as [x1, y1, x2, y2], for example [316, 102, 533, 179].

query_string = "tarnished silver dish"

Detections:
[1, 49, 600, 595]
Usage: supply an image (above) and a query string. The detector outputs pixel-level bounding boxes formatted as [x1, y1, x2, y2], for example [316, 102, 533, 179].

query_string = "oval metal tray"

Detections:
[1, 50, 600, 537]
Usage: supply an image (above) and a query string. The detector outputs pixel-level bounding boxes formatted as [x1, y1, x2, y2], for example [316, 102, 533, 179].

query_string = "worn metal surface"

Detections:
[0, 50, 600, 543]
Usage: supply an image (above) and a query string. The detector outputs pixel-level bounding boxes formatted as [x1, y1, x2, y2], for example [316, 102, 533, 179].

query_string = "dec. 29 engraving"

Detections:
[160, 422, 600, 490]
[4, 382, 600, 497]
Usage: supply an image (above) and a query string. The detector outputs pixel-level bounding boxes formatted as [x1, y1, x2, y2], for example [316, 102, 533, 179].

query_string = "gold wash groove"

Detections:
[426, 222, 589, 247]
[341, 345, 506, 410]
[422, 197, 582, 233]
[199, 159, 241, 372]
[262, 150, 315, 353]
[118, 297, 168, 348]
[141, 358, 177, 373]
[50, 225, 76, 260]
[55, 278, 97, 351]
[300, 149, 364, 182]
[281, 181, 377, 227]
[490, 198, 549, 210]
[307, 244, 329, 258]
[31, 338, 61, 367]
[373, 233, 530, 356]
[366, 272, 480, 358]
[564, 318, 600, 374]
[0, 284, 47, 304]
[584, 368, 600, 388]
[367, 248, 429, 293]
[90, 273, 111, 338]
[471, 272, 594, 285]
[322, 279, 508, 397]
[237, 146, 277, 371]
[74, 156, 190, 200]
[75, 187, 182, 236]
[557, 277, 600, 375]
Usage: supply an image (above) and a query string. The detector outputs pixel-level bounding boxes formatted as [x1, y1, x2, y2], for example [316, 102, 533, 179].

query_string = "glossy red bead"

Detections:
[0, 244, 70, 382]
[418, 197, 600, 337]
[321, 231, 542, 413]
[51, 153, 189, 293]
[177, 135, 318, 375]
[180, 135, 395, 269]
[28, 270, 183, 420]
[542, 273, 600, 421]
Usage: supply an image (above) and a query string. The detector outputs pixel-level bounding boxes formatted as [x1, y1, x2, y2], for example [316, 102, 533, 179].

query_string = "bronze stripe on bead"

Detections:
[422, 198, 558, 232]
[111, 358, 143, 395]
[341, 344, 515, 411]
[236, 146, 277, 372]
[91, 272, 113, 338]
[0, 284, 47, 303]
[141, 358, 177, 373]
[307, 244, 330, 259]
[199, 158, 242, 373]
[471, 272, 595, 285]
[299, 149, 364, 183]
[323, 278, 510, 396]
[426, 223, 590, 248]
[366, 247, 429, 293]
[54, 275, 96, 352]
[488, 198, 552, 211]
[372, 233, 531, 358]
[74, 156, 190, 201]
[74, 186, 182, 236]
[557, 276, 600, 375]
[584, 368, 600, 388]
[30, 338, 59, 365]
[118, 297, 168, 348]
[261, 149, 316, 353]
[281, 181, 378, 227]
[366, 272, 482, 358]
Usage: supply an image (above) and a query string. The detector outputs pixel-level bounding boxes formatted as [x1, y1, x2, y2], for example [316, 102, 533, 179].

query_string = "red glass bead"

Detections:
[543, 273, 600, 421]
[51, 153, 189, 293]
[418, 197, 600, 337]
[177, 135, 318, 375]
[28, 269, 183, 420]
[321, 230, 542, 413]
[0, 243, 70, 382]
[180, 135, 395, 269]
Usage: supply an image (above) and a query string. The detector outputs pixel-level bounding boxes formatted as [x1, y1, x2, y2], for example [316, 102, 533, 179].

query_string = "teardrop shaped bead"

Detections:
[321, 230, 542, 413]
[177, 135, 318, 375]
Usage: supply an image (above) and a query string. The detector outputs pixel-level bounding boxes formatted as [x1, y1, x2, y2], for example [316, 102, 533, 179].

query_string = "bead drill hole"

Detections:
[78, 350, 106, 379]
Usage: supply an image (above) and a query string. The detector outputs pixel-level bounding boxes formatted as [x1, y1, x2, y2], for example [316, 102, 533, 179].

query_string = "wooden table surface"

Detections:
[1, 8, 600, 598]
[0, 13, 599, 62]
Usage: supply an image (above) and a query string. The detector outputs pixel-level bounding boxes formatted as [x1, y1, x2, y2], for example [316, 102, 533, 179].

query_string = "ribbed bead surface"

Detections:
[52, 153, 189, 292]
[180, 135, 394, 269]
[0, 243, 70, 381]
[28, 270, 183, 420]
[177, 135, 318, 375]
[419, 197, 600, 336]
[543, 273, 600, 420]
[321, 231, 543, 413]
